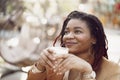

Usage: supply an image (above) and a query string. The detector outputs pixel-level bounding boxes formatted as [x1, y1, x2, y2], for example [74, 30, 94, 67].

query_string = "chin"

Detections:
[68, 48, 76, 53]
[67, 47, 79, 54]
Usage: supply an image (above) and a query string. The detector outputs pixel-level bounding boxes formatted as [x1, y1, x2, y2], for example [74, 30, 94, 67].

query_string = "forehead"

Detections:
[66, 19, 89, 30]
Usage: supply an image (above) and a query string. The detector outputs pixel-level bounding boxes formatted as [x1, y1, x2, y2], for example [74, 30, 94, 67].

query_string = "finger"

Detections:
[55, 55, 69, 67]
[57, 55, 75, 70]
[56, 61, 70, 75]
[46, 49, 56, 61]
[39, 53, 50, 68]
[47, 48, 55, 54]
[52, 54, 69, 72]
[54, 53, 70, 60]
[58, 58, 71, 70]
[38, 56, 45, 66]
[40, 51, 54, 68]
[57, 68, 68, 75]
[53, 57, 70, 73]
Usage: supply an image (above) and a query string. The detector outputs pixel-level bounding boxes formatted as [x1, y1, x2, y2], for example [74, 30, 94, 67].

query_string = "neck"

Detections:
[75, 52, 94, 65]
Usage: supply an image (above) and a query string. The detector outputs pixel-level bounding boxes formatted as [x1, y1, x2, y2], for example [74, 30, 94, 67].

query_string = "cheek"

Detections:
[75, 35, 93, 48]
[63, 36, 67, 42]
[76, 35, 91, 43]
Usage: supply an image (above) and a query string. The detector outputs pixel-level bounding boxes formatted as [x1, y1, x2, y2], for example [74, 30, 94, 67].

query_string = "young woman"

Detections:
[27, 11, 120, 80]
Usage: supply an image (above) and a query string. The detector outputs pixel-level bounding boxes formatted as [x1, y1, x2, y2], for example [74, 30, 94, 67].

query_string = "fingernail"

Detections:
[53, 69, 56, 72]
[55, 61, 58, 64]
[57, 72, 62, 75]
[52, 57, 55, 60]
[58, 68, 61, 71]
[53, 66, 56, 68]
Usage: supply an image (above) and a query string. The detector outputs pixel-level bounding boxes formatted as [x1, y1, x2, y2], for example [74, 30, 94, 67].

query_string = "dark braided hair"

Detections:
[53, 11, 108, 71]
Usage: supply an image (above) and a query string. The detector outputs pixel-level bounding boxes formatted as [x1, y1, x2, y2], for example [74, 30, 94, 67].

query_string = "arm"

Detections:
[27, 48, 60, 80]
[53, 54, 96, 80]
[27, 69, 46, 80]
[27, 63, 46, 80]
[82, 71, 96, 80]
[104, 73, 120, 80]
[27, 48, 51, 80]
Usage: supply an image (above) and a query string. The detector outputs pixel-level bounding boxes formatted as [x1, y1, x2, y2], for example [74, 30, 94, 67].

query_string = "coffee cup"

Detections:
[49, 47, 68, 56]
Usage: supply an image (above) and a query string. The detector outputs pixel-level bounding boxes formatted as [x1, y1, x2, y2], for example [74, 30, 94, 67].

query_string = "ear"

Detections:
[91, 37, 96, 44]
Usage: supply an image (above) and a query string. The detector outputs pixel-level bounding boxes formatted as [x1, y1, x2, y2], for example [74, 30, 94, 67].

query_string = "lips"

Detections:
[65, 42, 77, 46]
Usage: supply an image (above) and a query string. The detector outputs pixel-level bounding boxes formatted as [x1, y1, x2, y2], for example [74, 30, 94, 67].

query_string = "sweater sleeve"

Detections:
[105, 73, 120, 80]
[27, 68, 46, 80]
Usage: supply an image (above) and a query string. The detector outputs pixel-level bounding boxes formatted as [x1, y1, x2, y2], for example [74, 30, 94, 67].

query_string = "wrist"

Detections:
[36, 62, 46, 71]
[31, 62, 46, 73]
[82, 62, 93, 73]
[82, 71, 96, 80]
[81, 63, 96, 80]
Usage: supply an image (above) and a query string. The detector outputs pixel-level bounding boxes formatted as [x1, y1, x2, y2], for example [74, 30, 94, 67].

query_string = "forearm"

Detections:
[27, 69, 46, 80]
[79, 59, 96, 80]
[81, 71, 96, 80]
[27, 63, 47, 80]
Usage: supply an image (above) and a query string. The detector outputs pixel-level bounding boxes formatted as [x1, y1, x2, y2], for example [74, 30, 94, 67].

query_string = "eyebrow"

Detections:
[74, 27, 82, 29]
[65, 26, 83, 30]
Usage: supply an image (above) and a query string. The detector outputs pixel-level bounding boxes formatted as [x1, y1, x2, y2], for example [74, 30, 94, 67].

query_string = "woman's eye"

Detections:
[64, 31, 69, 35]
[74, 30, 82, 34]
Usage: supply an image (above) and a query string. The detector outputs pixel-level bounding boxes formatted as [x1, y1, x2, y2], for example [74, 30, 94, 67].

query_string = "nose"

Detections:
[64, 32, 74, 39]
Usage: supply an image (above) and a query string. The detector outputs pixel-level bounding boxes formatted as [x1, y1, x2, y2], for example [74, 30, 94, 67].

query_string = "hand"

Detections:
[36, 48, 56, 70]
[53, 53, 93, 75]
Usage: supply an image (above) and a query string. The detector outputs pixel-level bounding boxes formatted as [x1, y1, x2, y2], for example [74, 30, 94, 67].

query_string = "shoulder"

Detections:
[101, 57, 120, 79]
[102, 57, 120, 72]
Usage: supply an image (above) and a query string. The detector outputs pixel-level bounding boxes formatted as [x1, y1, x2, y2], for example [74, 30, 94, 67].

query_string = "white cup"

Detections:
[49, 47, 68, 56]
[49, 47, 69, 67]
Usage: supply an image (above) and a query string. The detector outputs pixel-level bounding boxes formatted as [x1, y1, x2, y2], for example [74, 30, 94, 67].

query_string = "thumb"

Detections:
[54, 53, 70, 59]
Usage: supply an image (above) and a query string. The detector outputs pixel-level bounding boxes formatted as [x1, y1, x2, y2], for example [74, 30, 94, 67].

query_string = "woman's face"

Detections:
[63, 19, 95, 54]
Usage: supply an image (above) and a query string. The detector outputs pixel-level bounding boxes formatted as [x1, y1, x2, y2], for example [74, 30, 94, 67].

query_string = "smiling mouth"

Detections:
[65, 42, 77, 46]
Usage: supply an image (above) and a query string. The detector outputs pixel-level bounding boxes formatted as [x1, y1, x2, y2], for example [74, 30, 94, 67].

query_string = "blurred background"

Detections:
[0, 0, 120, 80]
